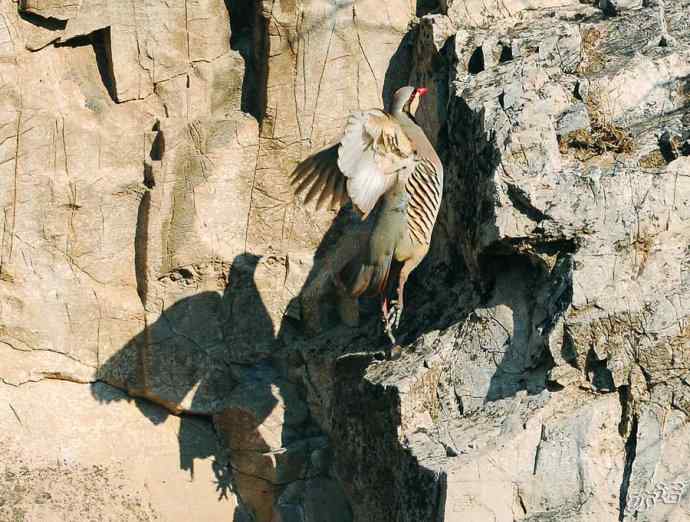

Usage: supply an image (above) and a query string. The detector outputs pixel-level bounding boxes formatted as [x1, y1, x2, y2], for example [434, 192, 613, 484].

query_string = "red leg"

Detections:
[396, 277, 406, 312]
[393, 258, 418, 329]
[381, 294, 397, 345]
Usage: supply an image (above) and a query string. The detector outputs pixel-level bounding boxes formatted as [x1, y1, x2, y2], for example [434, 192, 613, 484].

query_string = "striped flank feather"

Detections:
[405, 158, 442, 246]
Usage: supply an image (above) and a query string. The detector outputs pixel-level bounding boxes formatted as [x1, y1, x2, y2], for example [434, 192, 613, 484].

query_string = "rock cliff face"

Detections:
[1, 0, 689, 521]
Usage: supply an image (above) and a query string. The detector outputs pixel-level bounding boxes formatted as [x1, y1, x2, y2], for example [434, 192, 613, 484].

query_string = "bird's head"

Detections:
[392, 86, 429, 117]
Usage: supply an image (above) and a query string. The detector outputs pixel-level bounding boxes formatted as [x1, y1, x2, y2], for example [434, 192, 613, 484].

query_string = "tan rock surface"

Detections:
[0, 380, 234, 521]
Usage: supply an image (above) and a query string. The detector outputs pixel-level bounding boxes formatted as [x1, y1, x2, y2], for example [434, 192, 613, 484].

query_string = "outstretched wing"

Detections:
[290, 109, 415, 217]
[289, 144, 349, 211]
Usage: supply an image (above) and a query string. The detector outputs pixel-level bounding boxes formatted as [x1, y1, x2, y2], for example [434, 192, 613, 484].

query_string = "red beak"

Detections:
[416, 87, 429, 96]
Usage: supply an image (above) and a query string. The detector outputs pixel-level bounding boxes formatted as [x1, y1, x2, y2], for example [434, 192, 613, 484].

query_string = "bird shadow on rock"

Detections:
[91, 252, 354, 522]
[90, 254, 284, 518]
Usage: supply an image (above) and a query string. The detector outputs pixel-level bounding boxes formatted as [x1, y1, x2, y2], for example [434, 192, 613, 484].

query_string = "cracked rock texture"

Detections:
[1, 0, 689, 521]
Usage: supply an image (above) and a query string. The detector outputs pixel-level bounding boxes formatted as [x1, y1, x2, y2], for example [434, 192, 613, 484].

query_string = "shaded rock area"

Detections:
[1, 1, 689, 522]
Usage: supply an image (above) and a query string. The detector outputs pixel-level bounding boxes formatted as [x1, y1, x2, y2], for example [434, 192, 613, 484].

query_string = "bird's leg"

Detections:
[381, 286, 395, 324]
[390, 259, 416, 330]
[386, 300, 403, 333]
[381, 295, 397, 345]
[393, 292, 405, 330]
[383, 298, 400, 331]
[393, 279, 406, 330]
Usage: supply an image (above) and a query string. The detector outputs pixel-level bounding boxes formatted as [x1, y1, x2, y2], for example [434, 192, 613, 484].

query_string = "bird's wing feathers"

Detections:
[338, 110, 414, 217]
[290, 109, 415, 217]
[289, 144, 350, 211]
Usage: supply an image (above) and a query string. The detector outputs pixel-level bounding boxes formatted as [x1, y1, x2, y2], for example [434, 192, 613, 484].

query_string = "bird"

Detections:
[289, 86, 443, 343]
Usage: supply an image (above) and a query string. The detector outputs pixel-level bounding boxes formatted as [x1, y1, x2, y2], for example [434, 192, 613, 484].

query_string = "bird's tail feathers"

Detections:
[339, 254, 392, 298]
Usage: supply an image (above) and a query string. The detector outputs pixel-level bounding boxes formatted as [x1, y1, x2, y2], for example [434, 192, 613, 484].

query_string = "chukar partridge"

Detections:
[290, 86, 443, 341]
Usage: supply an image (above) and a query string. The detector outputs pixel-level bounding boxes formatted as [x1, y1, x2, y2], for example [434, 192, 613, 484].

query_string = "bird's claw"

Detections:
[382, 299, 402, 344]
[389, 299, 402, 330]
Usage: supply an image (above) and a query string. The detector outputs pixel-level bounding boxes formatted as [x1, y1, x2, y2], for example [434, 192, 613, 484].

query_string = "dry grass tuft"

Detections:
[638, 150, 667, 169]
[558, 96, 634, 160]
[577, 27, 605, 76]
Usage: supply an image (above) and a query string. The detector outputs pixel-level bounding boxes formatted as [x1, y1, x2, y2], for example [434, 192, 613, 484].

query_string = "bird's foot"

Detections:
[389, 344, 402, 360]
[384, 323, 397, 345]
[382, 299, 402, 345]
[382, 323, 401, 360]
